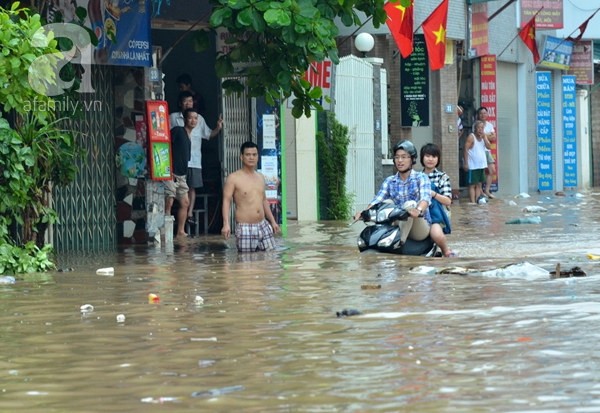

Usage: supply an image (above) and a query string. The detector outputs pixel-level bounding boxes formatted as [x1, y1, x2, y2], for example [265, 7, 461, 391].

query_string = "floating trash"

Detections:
[336, 308, 363, 318]
[190, 337, 217, 341]
[550, 263, 586, 278]
[141, 397, 180, 404]
[361, 285, 381, 290]
[96, 267, 114, 276]
[148, 294, 160, 304]
[116, 314, 126, 322]
[80, 304, 94, 313]
[522, 206, 547, 213]
[0, 276, 15, 285]
[191, 385, 244, 398]
[194, 295, 204, 304]
[515, 192, 531, 198]
[588, 254, 600, 261]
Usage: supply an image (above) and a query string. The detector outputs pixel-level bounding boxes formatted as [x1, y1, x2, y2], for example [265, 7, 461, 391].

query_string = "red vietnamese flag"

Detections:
[422, 0, 449, 70]
[566, 8, 600, 42]
[519, 16, 540, 64]
[384, 0, 414, 58]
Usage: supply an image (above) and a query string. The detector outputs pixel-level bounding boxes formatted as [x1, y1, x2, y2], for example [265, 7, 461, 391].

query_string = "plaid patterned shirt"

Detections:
[427, 168, 452, 213]
[370, 169, 431, 224]
[427, 169, 451, 198]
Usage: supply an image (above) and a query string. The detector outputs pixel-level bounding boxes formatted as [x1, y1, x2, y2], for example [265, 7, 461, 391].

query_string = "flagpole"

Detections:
[338, 16, 374, 47]
[540, 7, 600, 62]
[497, 7, 543, 60]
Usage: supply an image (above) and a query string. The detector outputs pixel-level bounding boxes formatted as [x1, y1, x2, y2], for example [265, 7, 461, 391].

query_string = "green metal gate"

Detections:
[52, 65, 116, 252]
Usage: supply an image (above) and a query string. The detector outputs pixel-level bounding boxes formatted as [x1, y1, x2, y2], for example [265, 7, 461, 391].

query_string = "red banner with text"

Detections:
[480, 55, 498, 190]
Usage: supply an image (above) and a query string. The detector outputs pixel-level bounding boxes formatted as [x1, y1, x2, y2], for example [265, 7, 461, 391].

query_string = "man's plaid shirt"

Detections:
[370, 169, 431, 224]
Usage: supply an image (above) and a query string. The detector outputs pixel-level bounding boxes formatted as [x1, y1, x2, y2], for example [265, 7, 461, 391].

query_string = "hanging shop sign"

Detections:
[562, 75, 577, 187]
[50, 0, 152, 66]
[469, 2, 489, 58]
[146, 100, 173, 180]
[520, 0, 563, 29]
[539, 36, 573, 70]
[567, 40, 594, 85]
[401, 34, 429, 127]
[536, 72, 553, 191]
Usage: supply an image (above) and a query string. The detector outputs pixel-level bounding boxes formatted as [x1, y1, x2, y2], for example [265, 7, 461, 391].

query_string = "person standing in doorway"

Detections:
[170, 91, 223, 228]
[457, 105, 465, 141]
[221, 142, 281, 252]
[463, 120, 491, 204]
[477, 107, 497, 199]
[165, 108, 198, 238]
[176, 73, 206, 118]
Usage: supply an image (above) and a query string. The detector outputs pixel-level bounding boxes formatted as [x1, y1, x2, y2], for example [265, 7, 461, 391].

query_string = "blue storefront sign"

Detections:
[536, 72, 553, 191]
[53, 0, 152, 67]
[539, 36, 573, 71]
[562, 75, 577, 187]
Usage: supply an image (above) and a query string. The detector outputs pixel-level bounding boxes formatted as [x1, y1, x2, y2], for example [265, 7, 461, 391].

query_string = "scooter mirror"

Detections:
[361, 209, 372, 222]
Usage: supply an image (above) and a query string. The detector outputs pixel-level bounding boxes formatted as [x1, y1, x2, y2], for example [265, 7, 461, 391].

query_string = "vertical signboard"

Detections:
[568, 40, 594, 85]
[146, 100, 173, 180]
[256, 97, 284, 229]
[401, 34, 429, 127]
[562, 75, 577, 187]
[520, 0, 563, 29]
[536, 72, 553, 190]
[469, 3, 489, 58]
[479, 55, 498, 190]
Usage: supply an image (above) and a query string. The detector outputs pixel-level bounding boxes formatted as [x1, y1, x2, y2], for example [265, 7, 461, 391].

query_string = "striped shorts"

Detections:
[235, 219, 276, 252]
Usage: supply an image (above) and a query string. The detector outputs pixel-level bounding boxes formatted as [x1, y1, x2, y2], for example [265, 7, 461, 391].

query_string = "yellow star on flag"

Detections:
[433, 24, 446, 45]
[528, 27, 535, 40]
[395, 4, 406, 22]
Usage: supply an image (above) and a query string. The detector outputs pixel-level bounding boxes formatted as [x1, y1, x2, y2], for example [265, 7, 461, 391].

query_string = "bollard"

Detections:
[164, 215, 174, 244]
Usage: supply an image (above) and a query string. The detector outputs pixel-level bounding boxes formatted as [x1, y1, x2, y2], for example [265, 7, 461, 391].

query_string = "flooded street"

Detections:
[3, 192, 600, 412]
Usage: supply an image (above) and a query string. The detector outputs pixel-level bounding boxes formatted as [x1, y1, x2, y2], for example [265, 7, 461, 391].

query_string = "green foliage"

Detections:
[0, 4, 84, 273]
[0, 3, 60, 122]
[317, 112, 354, 220]
[201, 0, 387, 118]
[0, 241, 55, 275]
[0, 115, 80, 243]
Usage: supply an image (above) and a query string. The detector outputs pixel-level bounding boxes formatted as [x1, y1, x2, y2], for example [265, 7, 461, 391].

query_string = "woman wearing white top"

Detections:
[477, 107, 497, 198]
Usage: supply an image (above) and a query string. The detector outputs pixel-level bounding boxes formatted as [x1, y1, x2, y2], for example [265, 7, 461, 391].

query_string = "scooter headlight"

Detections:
[357, 237, 366, 247]
[377, 229, 398, 248]
[377, 209, 390, 223]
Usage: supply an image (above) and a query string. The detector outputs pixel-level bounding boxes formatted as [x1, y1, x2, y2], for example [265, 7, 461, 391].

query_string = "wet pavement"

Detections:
[3, 192, 600, 412]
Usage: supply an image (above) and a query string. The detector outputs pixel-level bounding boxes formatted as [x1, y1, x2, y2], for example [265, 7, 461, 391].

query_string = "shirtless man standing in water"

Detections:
[221, 141, 281, 251]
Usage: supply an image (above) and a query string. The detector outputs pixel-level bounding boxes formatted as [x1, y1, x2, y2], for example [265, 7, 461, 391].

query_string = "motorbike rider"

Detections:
[354, 140, 431, 245]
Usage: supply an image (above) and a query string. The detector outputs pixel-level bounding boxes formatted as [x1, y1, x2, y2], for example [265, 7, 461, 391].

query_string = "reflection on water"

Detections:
[3, 193, 600, 411]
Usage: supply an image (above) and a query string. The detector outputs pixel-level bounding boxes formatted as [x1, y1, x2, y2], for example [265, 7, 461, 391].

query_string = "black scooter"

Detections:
[355, 202, 441, 256]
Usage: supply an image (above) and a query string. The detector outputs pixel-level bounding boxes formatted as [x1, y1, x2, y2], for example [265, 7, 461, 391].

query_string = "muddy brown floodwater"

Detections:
[3, 192, 600, 412]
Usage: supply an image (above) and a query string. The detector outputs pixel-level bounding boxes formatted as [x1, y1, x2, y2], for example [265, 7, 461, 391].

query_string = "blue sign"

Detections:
[56, 0, 153, 67]
[539, 36, 573, 71]
[562, 75, 577, 187]
[536, 72, 553, 191]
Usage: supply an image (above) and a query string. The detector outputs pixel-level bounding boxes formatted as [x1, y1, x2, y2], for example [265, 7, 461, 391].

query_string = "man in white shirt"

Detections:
[169, 91, 223, 227]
